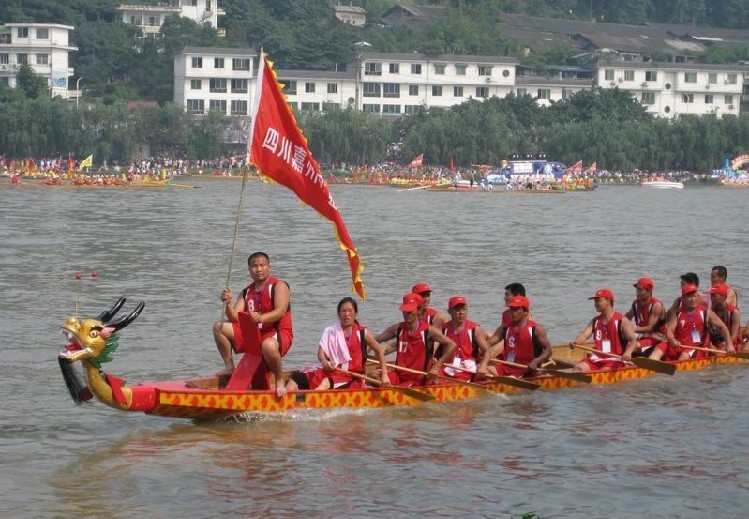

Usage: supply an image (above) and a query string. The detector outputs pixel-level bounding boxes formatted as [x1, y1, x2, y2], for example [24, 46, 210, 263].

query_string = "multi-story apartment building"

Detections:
[173, 47, 256, 117]
[116, 0, 225, 35]
[0, 23, 77, 98]
[173, 48, 749, 119]
[596, 61, 749, 117]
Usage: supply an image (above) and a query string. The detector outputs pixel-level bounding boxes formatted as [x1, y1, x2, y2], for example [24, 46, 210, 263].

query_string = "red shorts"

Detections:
[493, 364, 527, 378]
[232, 322, 292, 357]
[653, 342, 706, 361]
[387, 370, 425, 387]
[579, 357, 627, 371]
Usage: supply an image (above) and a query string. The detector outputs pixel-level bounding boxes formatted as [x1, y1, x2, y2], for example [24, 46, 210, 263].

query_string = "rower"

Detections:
[485, 282, 530, 346]
[710, 266, 739, 308]
[624, 277, 666, 358]
[411, 282, 445, 328]
[477, 295, 551, 378]
[569, 288, 637, 372]
[439, 296, 490, 381]
[376, 293, 456, 387]
[706, 283, 741, 350]
[666, 272, 708, 319]
[651, 284, 734, 361]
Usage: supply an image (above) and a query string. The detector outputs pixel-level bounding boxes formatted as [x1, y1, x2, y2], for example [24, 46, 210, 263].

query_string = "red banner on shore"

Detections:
[248, 54, 365, 299]
[407, 153, 424, 169]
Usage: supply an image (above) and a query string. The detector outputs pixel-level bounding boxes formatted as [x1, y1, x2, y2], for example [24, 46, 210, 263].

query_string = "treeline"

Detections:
[2, 1, 749, 104]
[2, 84, 748, 170]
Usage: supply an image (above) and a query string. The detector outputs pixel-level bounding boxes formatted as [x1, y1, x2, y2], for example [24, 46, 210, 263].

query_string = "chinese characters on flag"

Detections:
[249, 54, 365, 298]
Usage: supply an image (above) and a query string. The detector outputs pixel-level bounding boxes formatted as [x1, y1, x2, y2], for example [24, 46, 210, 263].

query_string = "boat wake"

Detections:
[215, 406, 380, 424]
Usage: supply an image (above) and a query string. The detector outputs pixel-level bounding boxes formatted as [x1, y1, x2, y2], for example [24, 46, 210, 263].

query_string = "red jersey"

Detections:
[242, 276, 293, 343]
[441, 320, 479, 361]
[421, 307, 438, 326]
[674, 308, 708, 347]
[345, 324, 368, 373]
[708, 304, 736, 345]
[503, 318, 540, 365]
[395, 321, 432, 386]
[592, 312, 627, 356]
[630, 297, 666, 335]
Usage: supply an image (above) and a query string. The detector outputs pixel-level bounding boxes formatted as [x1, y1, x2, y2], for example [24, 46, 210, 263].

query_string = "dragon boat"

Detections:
[58, 298, 748, 421]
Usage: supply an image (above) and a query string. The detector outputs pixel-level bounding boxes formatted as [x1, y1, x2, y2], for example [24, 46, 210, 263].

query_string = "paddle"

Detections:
[572, 344, 676, 375]
[444, 362, 541, 390]
[396, 184, 432, 192]
[366, 359, 491, 392]
[490, 358, 592, 384]
[671, 344, 749, 359]
[333, 367, 435, 402]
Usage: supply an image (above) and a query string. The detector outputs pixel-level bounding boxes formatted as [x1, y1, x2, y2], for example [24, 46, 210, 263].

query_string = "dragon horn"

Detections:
[96, 297, 127, 323]
[107, 301, 145, 331]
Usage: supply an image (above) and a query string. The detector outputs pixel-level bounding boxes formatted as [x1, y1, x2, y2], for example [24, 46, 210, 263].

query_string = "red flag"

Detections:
[584, 161, 597, 173]
[565, 160, 583, 173]
[249, 54, 365, 299]
[407, 153, 424, 169]
[449, 156, 455, 172]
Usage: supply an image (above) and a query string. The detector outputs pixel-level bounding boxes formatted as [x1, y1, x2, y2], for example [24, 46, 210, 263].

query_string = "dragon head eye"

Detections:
[89, 329, 100, 339]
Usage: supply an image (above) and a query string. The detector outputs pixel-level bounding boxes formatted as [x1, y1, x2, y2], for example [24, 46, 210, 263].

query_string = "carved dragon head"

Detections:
[58, 298, 144, 404]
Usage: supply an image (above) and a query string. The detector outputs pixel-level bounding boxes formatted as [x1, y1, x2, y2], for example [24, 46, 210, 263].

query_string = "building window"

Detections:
[17, 28, 28, 38]
[147, 16, 157, 26]
[605, 69, 614, 81]
[0, 54, 9, 65]
[383, 83, 400, 98]
[231, 100, 248, 115]
[190, 79, 202, 90]
[537, 88, 551, 100]
[305, 82, 315, 93]
[287, 102, 298, 110]
[454, 86, 463, 97]
[408, 85, 419, 96]
[186, 99, 204, 114]
[191, 57, 203, 68]
[725, 95, 734, 104]
[404, 105, 423, 115]
[682, 93, 694, 103]
[434, 64, 445, 75]
[363, 104, 380, 113]
[327, 83, 337, 94]
[704, 94, 714, 104]
[209, 99, 227, 112]
[708, 73, 717, 85]
[232, 58, 250, 71]
[231, 79, 247, 93]
[411, 64, 422, 75]
[130, 16, 142, 25]
[301, 102, 320, 111]
[283, 80, 297, 95]
[364, 62, 382, 76]
[432, 85, 442, 97]
[641, 92, 655, 105]
[389, 63, 399, 73]
[214, 57, 224, 69]
[455, 64, 467, 76]
[382, 104, 401, 114]
[363, 83, 381, 97]
[478, 66, 492, 76]
[17, 54, 28, 65]
[684, 72, 697, 83]
[516, 88, 527, 96]
[36, 54, 49, 65]
[475, 86, 488, 98]
[645, 71, 657, 82]
[0, 77, 8, 87]
[624, 70, 634, 81]
[36, 28, 49, 39]
[726, 73, 738, 84]
[209, 78, 227, 93]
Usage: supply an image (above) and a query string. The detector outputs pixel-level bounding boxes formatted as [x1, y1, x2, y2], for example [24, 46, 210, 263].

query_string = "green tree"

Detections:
[16, 64, 50, 98]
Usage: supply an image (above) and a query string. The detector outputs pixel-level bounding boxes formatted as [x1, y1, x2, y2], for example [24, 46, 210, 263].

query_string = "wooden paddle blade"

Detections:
[631, 357, 676, 375]
[541, 368, 592, 384]
[491, 376, 540, 391]
[393, 387, 435, 402]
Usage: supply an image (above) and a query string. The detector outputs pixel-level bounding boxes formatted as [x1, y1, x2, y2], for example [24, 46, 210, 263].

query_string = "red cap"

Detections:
[411, 282, 432, 295]
[633, 277, 654, 292]
[447, 296, 467, 310]
[506, 295, 530, 309]
[707, 283, 730, 297]
[588, 288, 615, 301]
[399, 293, 422, 312]
[681, 284, 698, 296]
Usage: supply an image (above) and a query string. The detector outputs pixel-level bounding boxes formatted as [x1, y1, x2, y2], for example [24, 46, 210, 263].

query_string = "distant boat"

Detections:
[641, 180, 684, 189]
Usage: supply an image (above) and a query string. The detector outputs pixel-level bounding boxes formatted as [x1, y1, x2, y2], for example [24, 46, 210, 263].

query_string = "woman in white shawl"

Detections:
[287, 297, 390, 390]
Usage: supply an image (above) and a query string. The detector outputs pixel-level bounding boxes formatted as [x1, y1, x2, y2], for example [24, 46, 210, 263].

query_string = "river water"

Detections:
[1, 179, 747, 518]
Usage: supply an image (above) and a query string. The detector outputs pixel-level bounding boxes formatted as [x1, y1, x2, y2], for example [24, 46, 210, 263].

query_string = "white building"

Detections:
[275, 69, 357, 113]
[0, 23, 77, 98]
[333, 4, 366, 27]
[173, 46, 256, 117]
[116, 0, 225, 35]
[596, 61, 749, 118]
